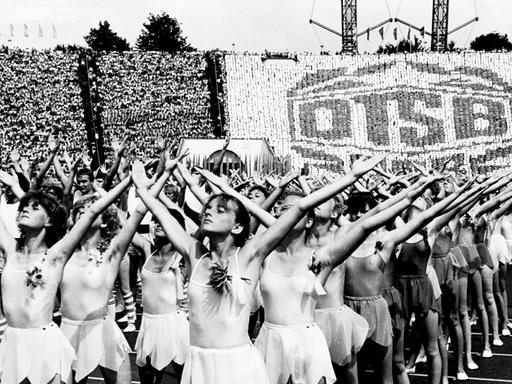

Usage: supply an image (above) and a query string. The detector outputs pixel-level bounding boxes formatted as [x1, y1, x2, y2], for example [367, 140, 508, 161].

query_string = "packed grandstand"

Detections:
[1, 50, 511, 175]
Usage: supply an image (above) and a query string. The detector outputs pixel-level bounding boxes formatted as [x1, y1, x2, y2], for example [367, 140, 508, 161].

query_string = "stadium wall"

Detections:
[224, 53, 512, 174]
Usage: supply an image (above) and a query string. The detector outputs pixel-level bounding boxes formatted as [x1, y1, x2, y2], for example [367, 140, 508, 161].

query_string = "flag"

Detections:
[420, 27, 425, 38]
[393, 27, 398, 40]
[52, 25, 57, 38]
[10, 24, 14, 37]
[407, 27, 411, 40]
[23, 24, 28, 37]
[366, 27, 370, 41]
[38, 25, 43, 38]
[378, 26, 384, 40]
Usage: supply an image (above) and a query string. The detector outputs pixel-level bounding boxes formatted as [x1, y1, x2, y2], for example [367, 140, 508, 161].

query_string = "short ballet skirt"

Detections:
[449, 246, 470, 274]
[60, 316, 132, 382]
[0, 322, 75, 384]
[181, 343, 270, 384]
[344, 294, 392, 347]
[458, 244, 481, 274]
[380, 286, 405, 333]
[315, 305, 369, 367]
[255, 322, 336, 384]
[135, 311, 190, 369]
[394, 274, 441, 320]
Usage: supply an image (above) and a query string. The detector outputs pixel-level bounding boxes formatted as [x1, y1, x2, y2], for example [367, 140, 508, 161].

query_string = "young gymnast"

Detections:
[133, 155, 385, 384]
[0, 176, 133, 383]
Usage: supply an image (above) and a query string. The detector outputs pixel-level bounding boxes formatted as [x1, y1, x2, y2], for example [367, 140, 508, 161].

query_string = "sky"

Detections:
[0, 0, 510, 52]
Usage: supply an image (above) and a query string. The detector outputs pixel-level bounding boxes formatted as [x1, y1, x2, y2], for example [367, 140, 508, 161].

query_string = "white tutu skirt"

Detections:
[315, 305, 369, 367]
[60, 316, 131, 382]
[135, 311, 190, 369]
[255, 322, 336, 384]
[0, 322, 75, 384]
[181, 343, 270, 384]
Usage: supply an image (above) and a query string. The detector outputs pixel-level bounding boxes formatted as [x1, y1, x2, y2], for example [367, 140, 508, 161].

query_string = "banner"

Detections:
[225, 53, 512, 174]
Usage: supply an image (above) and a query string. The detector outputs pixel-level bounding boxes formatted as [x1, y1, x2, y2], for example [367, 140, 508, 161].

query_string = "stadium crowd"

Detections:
[1, 50, 512, 384]
[97, 52, 214, 160]
[0, 50, 86, 167]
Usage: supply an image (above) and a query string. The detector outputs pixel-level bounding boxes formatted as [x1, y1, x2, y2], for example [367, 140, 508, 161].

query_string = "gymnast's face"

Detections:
[248, 188, 266, 206]
[17, 199, 51, 230]
[277, 194, 309, 231]
[152, 219, 166, 238]
[314, 199, 335, 221]
[201, 197, 238, 235]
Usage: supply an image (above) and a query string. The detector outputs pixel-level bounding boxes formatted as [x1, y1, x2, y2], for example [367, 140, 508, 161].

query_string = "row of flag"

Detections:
[364, 26, 426, 41]
[1, 24, 57, 38]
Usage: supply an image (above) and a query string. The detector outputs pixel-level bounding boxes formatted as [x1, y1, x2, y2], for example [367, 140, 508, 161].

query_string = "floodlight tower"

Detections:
[431, 0, 449, 51]
[341, 0, 358, 53]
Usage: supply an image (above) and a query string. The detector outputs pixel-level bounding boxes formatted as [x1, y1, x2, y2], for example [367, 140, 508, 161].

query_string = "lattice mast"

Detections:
[341, 0, 358, 53]
[431, 0, 449, 51]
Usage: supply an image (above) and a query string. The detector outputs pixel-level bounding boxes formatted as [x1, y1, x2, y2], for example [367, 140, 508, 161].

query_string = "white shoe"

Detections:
[482, 349, 493, 358]
[506, 322, 512, 330]
[457, 372, 469, 381]
[123, 323, 136, 333]
[117, 314, 128, 323]
[467, 361, 479, 370]
[493, 338, 504, 347]
[415, 355, 427, 364]
[503, 328, 511, 336]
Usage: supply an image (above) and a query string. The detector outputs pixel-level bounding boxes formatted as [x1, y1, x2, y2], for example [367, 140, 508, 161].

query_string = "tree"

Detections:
[136, 12, 195, 52]
[470, 32, 512, 52]
[54, 44, 84, 53]
[376, 37, 426, 54]
[84, 21, 130, 52]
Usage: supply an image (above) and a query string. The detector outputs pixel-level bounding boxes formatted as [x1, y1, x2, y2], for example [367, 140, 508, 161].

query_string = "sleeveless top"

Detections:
[345, 246, 386, 297]
[432, 226, 453, 257]
[396, 236, 430, 275]
[141, 252, 183, 314]
[316, 263, 346, 309]
[60, 249, 111, 321]
[187, 248, 253, 348]
[260, 250, 325, 326]
[2, 252, 60, 328]
[475, 215, 489, 245]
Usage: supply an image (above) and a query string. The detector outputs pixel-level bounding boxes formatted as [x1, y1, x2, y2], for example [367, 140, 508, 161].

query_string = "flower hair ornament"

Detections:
[307, 250, 327, 297]
[87, 248, 104, 266]
[26, 253, 47, 289]
[309, 252, 323, 276]
[208, 258, 251, 297]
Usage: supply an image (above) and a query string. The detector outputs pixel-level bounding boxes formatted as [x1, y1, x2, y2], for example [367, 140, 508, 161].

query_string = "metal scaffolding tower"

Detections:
[341, 0, 358, 53]
[431, 0, 449, 51]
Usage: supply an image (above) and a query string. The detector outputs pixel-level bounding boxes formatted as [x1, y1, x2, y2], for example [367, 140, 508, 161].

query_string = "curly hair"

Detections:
[17, 191, 67, 250]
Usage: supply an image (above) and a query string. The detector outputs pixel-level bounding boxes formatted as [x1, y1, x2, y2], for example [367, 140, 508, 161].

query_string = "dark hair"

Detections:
[40, 183, 64, 202]
[17, 191, 67, 249]
[345, 192, 377, 215]
[76, 168, 94, 181]
[72, 195, 120, 253]
[247, 185, 269, 199]
[95, 171, 107, 180]
[204, 194, 250, 247]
